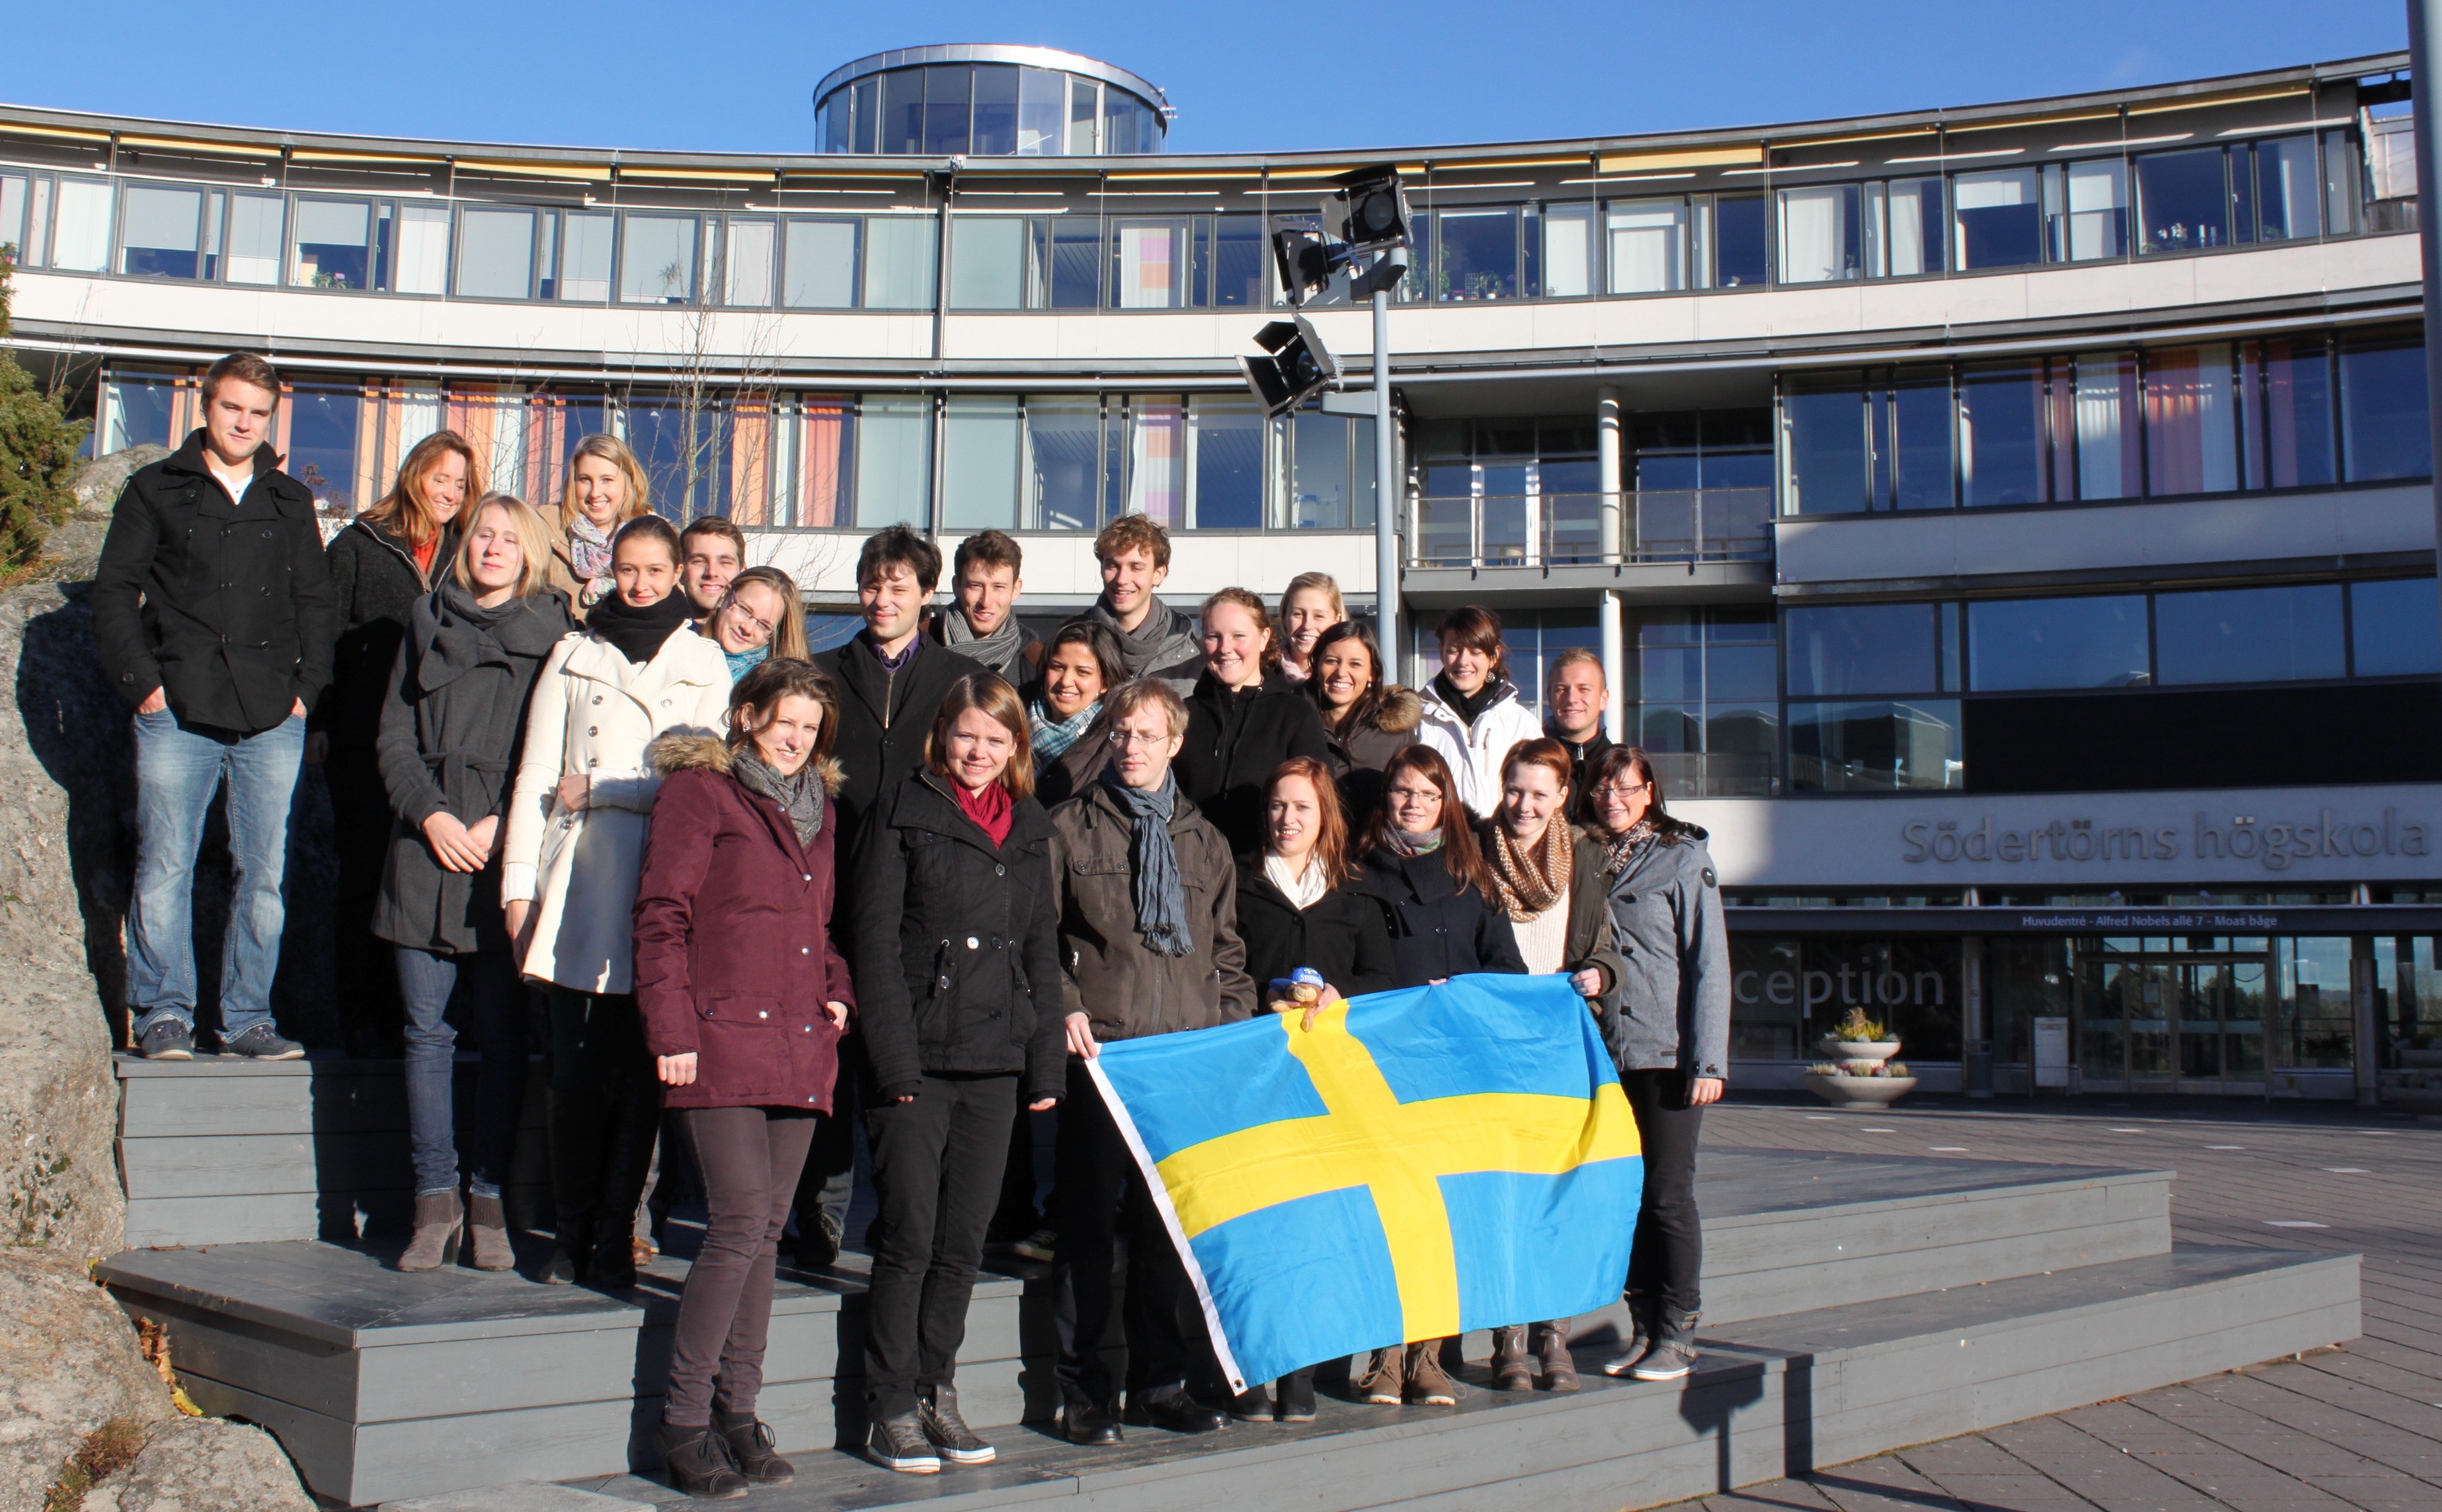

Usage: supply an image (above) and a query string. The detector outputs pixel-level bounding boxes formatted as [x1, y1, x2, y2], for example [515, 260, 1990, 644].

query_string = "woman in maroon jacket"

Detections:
[633, 657, 853, 1500]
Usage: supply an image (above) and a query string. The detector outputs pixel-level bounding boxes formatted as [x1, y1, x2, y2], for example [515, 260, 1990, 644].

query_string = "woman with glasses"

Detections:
[1347, 744, 1526, 1409]
[703, 566, 809, 683]
[1581, 746, 1729, 1386]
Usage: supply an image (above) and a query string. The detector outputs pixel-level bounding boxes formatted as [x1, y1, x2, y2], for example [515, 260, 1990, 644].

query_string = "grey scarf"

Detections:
[940, 608, 1025, 676]
[1101, 766, 1193, 957]
[1088, 599, 1200, 681]
[731, 746, 825, 848]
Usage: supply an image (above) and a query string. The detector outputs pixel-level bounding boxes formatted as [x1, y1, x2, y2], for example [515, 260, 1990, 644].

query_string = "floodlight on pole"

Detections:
[1239, 315, 1341, 418]
[1270, 222, 1341, 309]
[1334, 165, 1414, 252]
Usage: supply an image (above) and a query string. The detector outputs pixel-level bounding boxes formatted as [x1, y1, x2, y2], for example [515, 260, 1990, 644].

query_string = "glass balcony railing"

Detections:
[1409, 489, 1773, 568]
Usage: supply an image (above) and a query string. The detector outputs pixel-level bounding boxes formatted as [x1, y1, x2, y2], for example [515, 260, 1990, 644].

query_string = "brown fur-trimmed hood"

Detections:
[648, 730, 844, 795]
[1370, 684, 1424, 736]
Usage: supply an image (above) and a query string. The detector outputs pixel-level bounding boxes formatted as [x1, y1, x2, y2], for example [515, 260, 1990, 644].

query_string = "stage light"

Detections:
[1334, 167, 1412, 252]
[1270, 222, 1339, 309]
[1240, 315, 1340, 417]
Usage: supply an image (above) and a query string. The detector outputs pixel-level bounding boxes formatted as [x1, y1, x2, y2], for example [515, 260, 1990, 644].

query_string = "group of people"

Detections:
[89, 353, 1730, 1502]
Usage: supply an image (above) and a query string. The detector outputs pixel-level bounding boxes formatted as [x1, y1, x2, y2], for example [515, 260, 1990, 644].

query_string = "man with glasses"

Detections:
[1047, 678, 1254, 1444]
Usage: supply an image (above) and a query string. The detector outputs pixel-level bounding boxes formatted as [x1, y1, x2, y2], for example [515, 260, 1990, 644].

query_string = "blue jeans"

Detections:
[396, 946, 530, 1199]
[127, 707, 304, 1041]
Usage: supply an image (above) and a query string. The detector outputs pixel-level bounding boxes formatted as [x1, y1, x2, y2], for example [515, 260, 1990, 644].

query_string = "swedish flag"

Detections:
[1088, 973, 1644, 1391]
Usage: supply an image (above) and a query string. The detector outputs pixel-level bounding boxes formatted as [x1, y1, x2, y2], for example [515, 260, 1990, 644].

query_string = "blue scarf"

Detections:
[1101, 766, 1193, 957]
[1030, 697, 1101, 768]
[723, 640, 770, 684]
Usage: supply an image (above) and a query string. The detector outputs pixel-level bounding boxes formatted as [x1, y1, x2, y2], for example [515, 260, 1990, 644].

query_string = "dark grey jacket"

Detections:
[370, 584, 575, 954]
[1600, 826, 1731, 1079]
[1049, 781, 1255, 1043]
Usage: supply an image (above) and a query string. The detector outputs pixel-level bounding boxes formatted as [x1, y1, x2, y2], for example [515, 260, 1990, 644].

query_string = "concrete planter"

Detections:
[1806, 1072, 1919, 1109]
[1818, 1038, 1903, 1063]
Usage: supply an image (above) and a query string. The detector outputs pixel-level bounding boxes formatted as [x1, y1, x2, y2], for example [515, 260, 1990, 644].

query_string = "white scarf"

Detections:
[1265, 852, 1330, 910]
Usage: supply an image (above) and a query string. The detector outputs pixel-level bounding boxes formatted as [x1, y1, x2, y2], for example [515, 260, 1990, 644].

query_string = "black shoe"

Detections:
[867, 1410, 941, 1473]
[918, 1385, 993, 1465]
[794, 1218, 841, 1270]
[1227, 1385, 1273, 1423]
[1277, 1371, 1317, 1423]
[1129, 1388, 1226, 1434]
[655, 1422, 748, 1500]
[1060, 1401, 1123, 1445]
[711, 1409, 794, 1485]
[222, 1022, 303, 1060]
[137, 1019, 192, 1061]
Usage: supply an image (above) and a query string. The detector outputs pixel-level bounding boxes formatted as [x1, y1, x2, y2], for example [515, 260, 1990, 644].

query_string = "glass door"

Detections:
[2077, 951, 2271, 1093]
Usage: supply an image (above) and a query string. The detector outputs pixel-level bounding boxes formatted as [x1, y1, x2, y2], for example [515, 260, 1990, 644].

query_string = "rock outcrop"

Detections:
[76, 1418, 317, 1512]
[0, 1251, 175, 1512]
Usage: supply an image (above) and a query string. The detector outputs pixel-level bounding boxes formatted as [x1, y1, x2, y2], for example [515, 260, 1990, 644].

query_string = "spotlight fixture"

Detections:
[1333, 166, 1412, 252]
[1270, 221, 1339, 309]
[1240, 315, 1340, 417]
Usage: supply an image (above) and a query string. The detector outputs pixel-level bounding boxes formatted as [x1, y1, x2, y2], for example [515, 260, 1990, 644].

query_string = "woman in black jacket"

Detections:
[1227, 754, 1393, 1426]
[1025, 621, 1126, 809]
[850, 671, 1065, 1475]
[1175, 588, 1330, 855]
[317, 430, 479, 1055]
[370, 494, 574, 1272]
[1349, 741, 1527, 1411]
[1302, 621, 1421, 822]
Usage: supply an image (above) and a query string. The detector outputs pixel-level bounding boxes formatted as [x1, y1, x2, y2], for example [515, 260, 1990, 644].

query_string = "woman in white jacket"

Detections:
[502, 514, 730, 1287]
[1415, 606, 1544, 818]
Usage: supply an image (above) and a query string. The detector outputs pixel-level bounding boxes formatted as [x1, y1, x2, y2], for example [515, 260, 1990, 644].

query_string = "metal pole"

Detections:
[2411, 1, 2442, 711]
[1599, 589, 1625, 744]
[1373, 270, 1401, 684]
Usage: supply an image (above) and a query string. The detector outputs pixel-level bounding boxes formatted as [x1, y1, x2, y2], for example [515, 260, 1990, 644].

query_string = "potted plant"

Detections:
[1816, 1007, 1902, 1064]
[1805, 1058, 1918, 1109]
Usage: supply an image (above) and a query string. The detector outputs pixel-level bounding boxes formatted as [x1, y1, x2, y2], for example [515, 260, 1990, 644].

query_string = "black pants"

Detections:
[1620, 1068, 1704, 1316]
[1055, 1057, 1207, 1407]
[667, 1105, 817, 1426]
[862, 1071, 1019, 1417]
[325, 748, 402, 1054]
[546, 986, 660, 1273]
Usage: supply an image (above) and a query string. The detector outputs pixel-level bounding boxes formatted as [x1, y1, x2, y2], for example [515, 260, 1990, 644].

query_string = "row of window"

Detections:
[1783, 332, 2430, 514]
[0, 127, 2392, 312]
[818, 62, 1164, 157]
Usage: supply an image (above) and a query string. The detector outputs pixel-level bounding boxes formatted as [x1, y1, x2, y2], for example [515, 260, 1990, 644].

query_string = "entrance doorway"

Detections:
[2078, 954, 2269, 1093]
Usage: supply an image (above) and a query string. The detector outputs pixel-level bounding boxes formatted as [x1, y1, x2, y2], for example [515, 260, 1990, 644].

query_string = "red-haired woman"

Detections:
[1348, 744, 1527, 1407]
[848, 671, 1066, 1475]
[632, 657, 854, 1498]
[1227, 755, 1394, 1423]
[316, 429, 483, 1054]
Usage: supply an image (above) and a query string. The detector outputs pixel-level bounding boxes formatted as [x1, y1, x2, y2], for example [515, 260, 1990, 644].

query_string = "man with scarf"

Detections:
[931, 529, 1042, 678]
[1046, 678, 1254, 1444]
[1071, 514, 1202, 692]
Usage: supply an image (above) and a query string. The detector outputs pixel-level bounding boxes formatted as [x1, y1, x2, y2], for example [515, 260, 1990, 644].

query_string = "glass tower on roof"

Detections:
[814, 45, 1170, 157]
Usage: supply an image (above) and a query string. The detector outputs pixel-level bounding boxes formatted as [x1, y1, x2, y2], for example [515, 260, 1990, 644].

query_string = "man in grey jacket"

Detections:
[1074, 514, 1202, 690]
[1048, 677, 1254, 1443]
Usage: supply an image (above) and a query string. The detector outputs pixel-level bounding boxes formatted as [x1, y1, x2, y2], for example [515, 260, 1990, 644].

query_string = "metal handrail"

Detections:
[1409, 488, 1773, 568]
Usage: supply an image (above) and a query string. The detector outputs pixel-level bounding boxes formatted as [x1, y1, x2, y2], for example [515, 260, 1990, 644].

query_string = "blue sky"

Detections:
[0, 1, 2411, 154]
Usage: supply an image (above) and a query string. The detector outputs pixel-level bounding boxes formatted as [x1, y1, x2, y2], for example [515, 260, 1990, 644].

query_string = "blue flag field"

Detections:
[1086, 973, 1644, 1391]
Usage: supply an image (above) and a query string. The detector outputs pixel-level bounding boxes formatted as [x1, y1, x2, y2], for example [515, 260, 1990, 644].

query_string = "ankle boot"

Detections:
[1535, 1320, 1581, 1392]
[711, 1409, 794, 1484]
[1600, 1292, 1655, 1376]
[398, 1190, 461, 1272]
[1489, 1325, 1535, 1391]
[1355, 1349, 1404, 1405]
[655, 1421, 747, 1500]
[1629, 1306, 1700, 1382]
[465, 1191, 514, 1273]
[1404, 1340, 1459, 1405]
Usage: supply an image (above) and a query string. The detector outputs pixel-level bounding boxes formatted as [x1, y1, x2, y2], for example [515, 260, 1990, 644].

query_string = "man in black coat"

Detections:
[91, 353, 338, 1061]
[1546, 647, 1614, 822]
[798, 525, 976, 1265]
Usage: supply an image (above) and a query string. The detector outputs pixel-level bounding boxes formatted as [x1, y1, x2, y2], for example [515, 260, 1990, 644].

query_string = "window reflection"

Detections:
[2154, 584, 2345, 685]
[2136, 148, 2229, 254]
[1953, 168, 2041, 269]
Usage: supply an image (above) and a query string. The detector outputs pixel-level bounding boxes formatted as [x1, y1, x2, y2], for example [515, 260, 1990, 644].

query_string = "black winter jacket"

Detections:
[1353, 847, 1529, 989]
[1175, 670, 1333, 855]
[315, 516, 457, 753]
[1552, 727, 1614, 824]
[814, 634, 979, 843]
[1232, 859, 1397, 1003]
[1319, 684, 1424, 825]
[91, 430, 337, 734]
[849, 771, 1066, 1104]
[370, 583, 576, 956]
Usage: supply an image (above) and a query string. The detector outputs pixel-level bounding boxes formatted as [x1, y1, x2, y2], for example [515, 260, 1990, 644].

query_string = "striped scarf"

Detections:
[1030, 697, 1101, 768]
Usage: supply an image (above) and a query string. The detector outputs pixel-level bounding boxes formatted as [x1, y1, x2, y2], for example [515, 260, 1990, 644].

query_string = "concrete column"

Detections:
[1963, 935, 1993, 1099]
[1600, 590, 1625, 745]
[2352, 936, 2381, 1108]
[1597, 386, 1624, 563]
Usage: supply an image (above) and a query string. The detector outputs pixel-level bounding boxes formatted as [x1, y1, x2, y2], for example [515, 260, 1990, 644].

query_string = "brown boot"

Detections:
[1535, 1320, 1581, 1392]
[399, 1190, 461, 1272]
[1404, 1340, 1459, 1406]
[465, 1191, 514, 1272]
[1355, 1350, 1404, 1405]
[1490, 1325, 1535, 1391]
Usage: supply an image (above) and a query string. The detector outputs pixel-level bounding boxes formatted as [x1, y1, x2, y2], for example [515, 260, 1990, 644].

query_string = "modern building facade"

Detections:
[4, 48, 2438, 1104]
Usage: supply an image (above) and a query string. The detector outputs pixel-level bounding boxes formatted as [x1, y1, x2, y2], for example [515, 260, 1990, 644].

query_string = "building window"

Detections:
[0, 172, 26, 263]
[225, 193, 282, 285]
[2053, 159, 2128, 261]
[1710, 194, 1769, 286]
[1631, 607, 1778, 797]
[1958, 361, 2046, 506]
[948, 215, 1027, 309]
[2063, 352, 2141, 501]
[2351, 577, 2442, 678]
[1863, 177, 1945, 277]
[619, 214, 696, 304]
[285, 381, 363, 512]
[2135, 147, 2230, 254]
[118, 184, 203, 280]
[1433, 206, 1521, 301]
[2250, 135, 2324, 242]
[291, 198, 370, 289]
[2154, 583, 2345, 686]
[1187, 396, 1264, 529]
[941, 395, 1022, 530]
[1197, 214, 1265, 307]
[1026, 397, 1104, 531]
[783, 218, 858, 309]
[455, 207, 534, 299]
[104, 369, 187, 452]
[971, 64, 1019, 157]
[381, 203, 450, 295]
[924, 64, 973, 157]
[1966, 595, 2150, 691]
[1538, 203, 1594, 297]
[1777, 183, 1860, 284]
[1786, 602, 1958, 792]
[1017, 68, 1065, 154]
[1284, 408, 1376, 531]
[557, 211, 613, 302]
[1111, 218, 1184, 308]
[861, 216, 937, 310]
[879, 69, 924, 155]
[723, 220, 775, 307]
[1606, 198, 1686, 293]
[2339, 334, 2432, 482]
[1953, 168, 2042, 270]
[854, 395, 932, 527]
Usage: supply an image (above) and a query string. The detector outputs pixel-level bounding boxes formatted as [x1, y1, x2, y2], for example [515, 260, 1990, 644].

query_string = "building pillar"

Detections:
[1600, 590, 1625, 745]
[1596, 386, 1623, 562]
[1963, 935, 1993, 1099]
[2352, 936, 2381, 1107]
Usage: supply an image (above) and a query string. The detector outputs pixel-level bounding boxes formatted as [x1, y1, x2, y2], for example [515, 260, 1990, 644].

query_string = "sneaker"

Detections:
[867, 1410, 940, 1474]
[1011, 1227, 1057, 1263]
[137, 1019, 193, 1061]
[918, 1385, 994, 1464]
[222, 1022, 304, 1060]
[1629, 1307, 1701, 1382]
[1276, 1371, 1318, 1423]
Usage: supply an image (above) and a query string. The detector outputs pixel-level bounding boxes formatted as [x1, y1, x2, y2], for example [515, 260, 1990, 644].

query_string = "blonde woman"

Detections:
[546, 434, 651, 616]
[703, 564, 809, 682]
[502, 514, 730, 1288]
[317, 429, 484, 1055]
[1276, 571, 1344, 683]
[372, 494, 574, 1272]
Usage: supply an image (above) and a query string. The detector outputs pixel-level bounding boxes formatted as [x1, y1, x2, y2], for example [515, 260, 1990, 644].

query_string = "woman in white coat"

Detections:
[1415, 606, 1544, 818]
[502, 514, 730, 1287]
